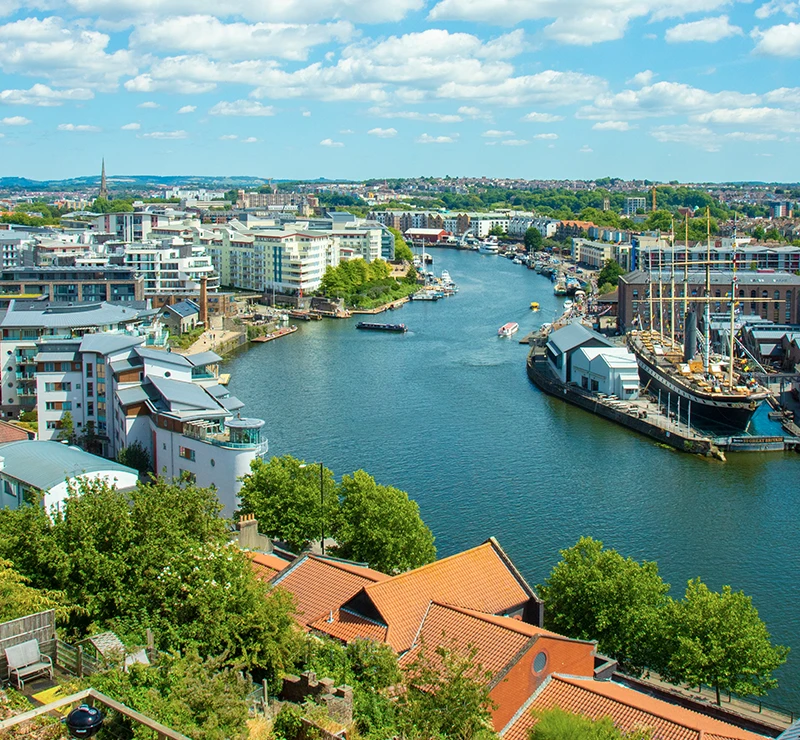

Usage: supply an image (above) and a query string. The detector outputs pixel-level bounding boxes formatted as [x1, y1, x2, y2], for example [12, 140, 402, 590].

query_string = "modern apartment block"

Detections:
[624, 197, 648, 216]
[0, 300, 158, 418]
[120, 239, 219, 297]
[0, 266, 144, 303]
[35, 337, 267, 515]
[635, 243, 800, 274]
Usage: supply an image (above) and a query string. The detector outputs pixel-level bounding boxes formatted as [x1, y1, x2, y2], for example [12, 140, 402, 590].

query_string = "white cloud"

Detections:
[458, 105, 492, 120]
[1, 115, 30, 125]
[755, 0, 799, 18]
[242, 136, 258, 142]
[138, 101, 159, 108]
[209, 99, 276, 116]
[533, 132, 559, 138]
[370, 108, 462, 122]
[752, 22, 800, 55]
[694, 106, 800, 130]
[0, 83, 93, 106]
[121, 122, 140, 130]
[61, 0, 423, 24]
[219, 134, 238, 139]
[129, 16, 355, 61]
[302, 110, 311, 116]
[522, 111, 564, 122]
[579, 81, 760, 120]
[126, 73, 217, 94]
[724, 131, 778, 140]
[58, 123, 101, 131]
[579, 144, 593, 152]
[0, 17, 136, 90]
[416, 132, 457, 143]
[593, 120, 633, 130]
[482, 129, 515, 137]
[665, 15, 743, 42]
[142, 130, 188, 139]
[650, 124, 720, 150]
[627, 70, 655, 86]
[320, 137, 344, 146]
[177, 105, 196, 113]
[367, 127, 398, 137]
[501, 138, 528, 145]
[339, 128, 355, 133]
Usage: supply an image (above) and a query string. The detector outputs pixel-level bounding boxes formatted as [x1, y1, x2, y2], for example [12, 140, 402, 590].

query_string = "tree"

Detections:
[238, 455, 339, 552]
[335, 470, 436, 574]
[765, 227, 782, 242]
[597, 260, 626, 289]
[389, 227, 415, 262]
[529, 707, 652, 740]
[117, 440, 152, 475]
[397, 642, 496, 740]
[644, 210, 673, 233]
[752, 225, 766, 242]
[660, 578, 788, 704]
[488, 224, 506, 237]
[538, 537, 670, 673]
[524, 227, 543, 253]
[0, 557, 65, 622]
[56, 410, 74, 443]
[82, 652, 250, 740]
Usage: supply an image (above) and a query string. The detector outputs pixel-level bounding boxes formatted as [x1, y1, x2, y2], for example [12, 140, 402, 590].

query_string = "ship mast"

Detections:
[658, 244, 664, 336]
[704, 207, 711, 374]
[729, 212, 738, 390]
[670, 217, 675, 348]
[683, 213, 689, 328]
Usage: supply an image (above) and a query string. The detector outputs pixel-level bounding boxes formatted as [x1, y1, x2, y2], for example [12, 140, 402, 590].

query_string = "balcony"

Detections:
[183, 418, 268, 454]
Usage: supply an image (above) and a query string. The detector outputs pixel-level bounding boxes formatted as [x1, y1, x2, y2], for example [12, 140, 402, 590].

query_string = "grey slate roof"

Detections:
[147, 375, 223, 413]
[185, 350, 221, 367]
[80, 334, 145, 354]
[622, 269, 800, 286]
[109, 356, 143, 374]
[547, 323, 611, 354]
[0, 440, 137, 491]
[0, 301, 149, 329]
[116, 386, 150, 405]
[136, 347, 193, 368]
[163, 300, 199, 318]
[33, 351, 78, 362]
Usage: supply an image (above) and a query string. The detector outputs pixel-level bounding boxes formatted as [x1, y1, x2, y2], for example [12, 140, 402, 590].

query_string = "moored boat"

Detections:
[530, 302, 540, 310]
[356, 322, 407, 333]
[498, 322, 519, 337]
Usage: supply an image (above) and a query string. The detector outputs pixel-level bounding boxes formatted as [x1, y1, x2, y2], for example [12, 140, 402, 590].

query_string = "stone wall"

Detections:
[280, 671, 354, 726]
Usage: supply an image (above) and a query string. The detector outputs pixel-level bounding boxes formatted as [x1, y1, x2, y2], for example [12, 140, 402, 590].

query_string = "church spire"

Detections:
[99, 158, 109, 200]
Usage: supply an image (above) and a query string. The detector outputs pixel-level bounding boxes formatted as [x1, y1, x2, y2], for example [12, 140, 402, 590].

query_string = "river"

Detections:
[222, 247, 800, 710]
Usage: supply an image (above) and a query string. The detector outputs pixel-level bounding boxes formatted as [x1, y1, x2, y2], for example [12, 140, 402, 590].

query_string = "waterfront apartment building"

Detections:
[0, 265, 144, 303]
[617, 270, 800, 333]
[237, 190, 319, 215]
[571, 238, 616, 269]
[635, 243, 800, 274]
[94, 212, 162, 242]
[508, 216, 558, 239]
[34, 338, 267, 515]
[120, 239, 219, 297]
[0, 300, 158, 418]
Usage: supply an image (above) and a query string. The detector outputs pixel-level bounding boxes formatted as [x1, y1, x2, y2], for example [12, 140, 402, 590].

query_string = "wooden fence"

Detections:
[0, 610, 56, 682]
[54, 638, 102, 678]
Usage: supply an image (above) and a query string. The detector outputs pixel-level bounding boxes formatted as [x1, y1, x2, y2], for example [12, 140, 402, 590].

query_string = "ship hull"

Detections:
[634, 353, 762, 432]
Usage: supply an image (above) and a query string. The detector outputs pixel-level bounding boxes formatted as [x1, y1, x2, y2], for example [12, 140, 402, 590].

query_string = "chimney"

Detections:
[199, 275, 208, 326]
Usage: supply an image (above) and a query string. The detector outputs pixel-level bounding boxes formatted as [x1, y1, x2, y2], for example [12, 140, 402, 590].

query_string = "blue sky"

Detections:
[0, 0, 798, 181]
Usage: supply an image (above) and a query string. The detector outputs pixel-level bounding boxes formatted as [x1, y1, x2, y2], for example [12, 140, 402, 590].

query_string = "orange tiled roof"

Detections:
[248, 552, 291, 581]
[501, 675, 766, 740]
[309, 608, 389, 644]
[359, 539, 536, 653]
[398, 602, 552, 678]
[272, 555, 390, 627]
[0, 421, 32, 444]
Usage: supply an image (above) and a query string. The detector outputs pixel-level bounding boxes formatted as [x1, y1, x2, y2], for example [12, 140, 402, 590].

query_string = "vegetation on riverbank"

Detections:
[320, 258, 418, 310]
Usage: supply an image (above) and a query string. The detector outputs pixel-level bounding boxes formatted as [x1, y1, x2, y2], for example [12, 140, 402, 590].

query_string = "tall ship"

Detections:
[627, 212, 770, 432]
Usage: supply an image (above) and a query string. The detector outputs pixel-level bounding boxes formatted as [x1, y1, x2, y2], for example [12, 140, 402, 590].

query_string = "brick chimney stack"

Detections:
[199, 275, 208, 326]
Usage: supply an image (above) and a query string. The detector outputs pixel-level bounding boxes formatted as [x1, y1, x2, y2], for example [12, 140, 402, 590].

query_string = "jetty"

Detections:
[251, 325, 299, 343]
[351, 296, 411, 315]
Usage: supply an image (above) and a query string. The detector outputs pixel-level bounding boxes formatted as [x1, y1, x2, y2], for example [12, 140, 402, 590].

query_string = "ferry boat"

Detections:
[498, 322, 519, 337]
[356, 322, 407, 333]
[478, 239, 499, 254]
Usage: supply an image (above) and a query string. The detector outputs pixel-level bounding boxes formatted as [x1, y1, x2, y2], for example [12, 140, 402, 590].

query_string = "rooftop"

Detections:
[0, 440, 138, 492]
[547, 323, 612, 355]
[0, 301, 150, 329]
[621, 270, 800, 286]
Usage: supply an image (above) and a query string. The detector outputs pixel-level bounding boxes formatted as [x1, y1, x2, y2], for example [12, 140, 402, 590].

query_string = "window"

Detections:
[60, 362, 71, 372]
[46, 421, 59, 430]
[533, 651, 547, 673]
[581, 376, 589, 389]
[179, 447, 196, 461]
[87, 383, 94, 396]
[86, 364, 93, 377]
[590, 379, 599, 391]
[44, 362, 55, 372]
[179, 470, 196, 483]
[87, 402, 94, 416]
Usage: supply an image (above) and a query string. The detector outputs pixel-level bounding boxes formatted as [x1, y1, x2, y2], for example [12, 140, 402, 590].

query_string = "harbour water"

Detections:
[223, 247, 800, 710]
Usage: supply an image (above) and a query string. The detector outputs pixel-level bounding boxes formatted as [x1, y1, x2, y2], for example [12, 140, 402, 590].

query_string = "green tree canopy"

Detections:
[0, 557, 66, 622]
[524, 227, 543, 253]
[597, 260, 626, 289]
[752, 225, 766, 241]
[238, 456, 338, 552]
[117, 440, 153, 475]
[335, 470, 436, 574]
[529, 707, 652, 740]
[660, 578, 788, 703]
[538, 537, 670, 673]
[389, 227, 415, 262]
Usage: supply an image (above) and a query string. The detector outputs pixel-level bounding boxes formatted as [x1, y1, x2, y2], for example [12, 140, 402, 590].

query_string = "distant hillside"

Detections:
[0, 175, 274, 192]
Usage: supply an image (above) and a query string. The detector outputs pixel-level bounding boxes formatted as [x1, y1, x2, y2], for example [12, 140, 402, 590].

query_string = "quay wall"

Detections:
[526, 353, 721, 458]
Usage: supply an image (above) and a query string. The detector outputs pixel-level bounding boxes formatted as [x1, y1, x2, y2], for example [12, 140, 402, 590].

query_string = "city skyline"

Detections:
[0, 0, 798, 181]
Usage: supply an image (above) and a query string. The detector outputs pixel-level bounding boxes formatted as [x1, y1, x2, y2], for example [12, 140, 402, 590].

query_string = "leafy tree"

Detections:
[538, 537, 670, 673]
[488, 224, 506, 237]
[117, 440, 153, 475]
[597, 260, 626, 289]
[81, 652, 250, 740]
[598, 282, 616, 295]
[765, 227, 783, 242]
[56, 410, 74, 443]
[0, 557, 66, 622]
[644, 210, 673, 232]
[752, 225, 766, 241]
[238, 455, 339, 552]
[529, 707, 652, 740]
[0, 477, 302, 679]
[336, 470, 436, 574]
[660, 578, 788, 704]
[524, 227, 543, 253]
[397, 642, 496, 740]
[389, 227, 415, 262]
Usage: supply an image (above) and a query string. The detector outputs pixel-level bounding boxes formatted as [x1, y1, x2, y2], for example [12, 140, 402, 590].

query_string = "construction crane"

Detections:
[651, 185, 657, 212]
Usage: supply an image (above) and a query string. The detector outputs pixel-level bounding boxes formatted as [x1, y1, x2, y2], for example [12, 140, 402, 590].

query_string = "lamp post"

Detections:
[300, 461, 325, 555]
